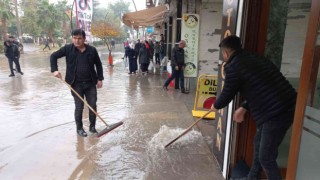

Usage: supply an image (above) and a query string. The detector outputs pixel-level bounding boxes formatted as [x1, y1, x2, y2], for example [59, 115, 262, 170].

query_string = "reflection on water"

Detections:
[70, 136, 100, 179]
[0, 49, 221, 180]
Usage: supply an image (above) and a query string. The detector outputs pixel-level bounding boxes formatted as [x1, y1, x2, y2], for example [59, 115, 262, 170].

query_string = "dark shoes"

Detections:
[89, 127, 98, 133]
[163, 85, 168, 91]
[77, 127, 97, 137]
[9, 72, 23, 77]
[181, 90, 189, 94]
[77, 129, 87, 137]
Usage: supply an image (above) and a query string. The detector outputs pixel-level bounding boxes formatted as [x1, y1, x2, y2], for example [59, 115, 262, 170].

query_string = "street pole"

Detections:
[131, 0, 137, 11]
[131, 0, 139, 39]
[105, 13, 113, 67]
[70, 0, 76, 33]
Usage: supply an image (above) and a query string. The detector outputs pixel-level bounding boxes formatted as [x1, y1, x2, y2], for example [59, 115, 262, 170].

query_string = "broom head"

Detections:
[97, 121, 123, 138]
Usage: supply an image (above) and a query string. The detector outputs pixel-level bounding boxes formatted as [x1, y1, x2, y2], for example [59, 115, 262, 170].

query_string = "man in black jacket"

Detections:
[212, 35, 296, 180]
[43, 39, 51, 51]
[4, 40, 23, 77]
[163, 40, 188, 94]
[50, 29, 104, 137]
[134, 39, 141, 57]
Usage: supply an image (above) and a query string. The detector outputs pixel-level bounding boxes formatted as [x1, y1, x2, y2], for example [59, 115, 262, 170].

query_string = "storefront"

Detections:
[139, 0, 319, 179]
[218, 0, 320, 179]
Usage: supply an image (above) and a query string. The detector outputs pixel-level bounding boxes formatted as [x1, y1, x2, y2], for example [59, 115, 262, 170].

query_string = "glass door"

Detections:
[295, 19, 320, 180]
[287, 0, 320, 179]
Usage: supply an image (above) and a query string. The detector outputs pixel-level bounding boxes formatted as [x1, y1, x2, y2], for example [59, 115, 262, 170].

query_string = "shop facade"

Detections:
[141, 0, 319, 179]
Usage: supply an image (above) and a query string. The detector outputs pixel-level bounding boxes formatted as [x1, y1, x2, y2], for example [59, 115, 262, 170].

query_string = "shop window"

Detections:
[279, 0, 311, 167]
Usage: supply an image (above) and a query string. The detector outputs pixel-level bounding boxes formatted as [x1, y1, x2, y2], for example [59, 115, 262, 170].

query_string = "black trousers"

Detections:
[155, 53, 160, 64]
[140, 63, 149, 73]
[164, 66, 185, 91]
[43, 44, 51, 50]
[8, 58, 21, 74]
[71, 81, 97, 130]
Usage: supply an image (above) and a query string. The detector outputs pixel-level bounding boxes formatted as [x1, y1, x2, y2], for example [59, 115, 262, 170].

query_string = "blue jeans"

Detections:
[248, 112, 293, 180]
[71, 81, 97, 130]
[164, 66, 185, 91]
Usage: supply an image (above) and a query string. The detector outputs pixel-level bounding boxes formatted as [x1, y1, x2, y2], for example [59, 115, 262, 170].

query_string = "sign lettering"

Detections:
[213, 0, 239, 170]
[76, 0, 93, 43]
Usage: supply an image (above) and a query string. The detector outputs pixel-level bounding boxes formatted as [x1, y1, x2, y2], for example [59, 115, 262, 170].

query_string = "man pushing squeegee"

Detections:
[50, 29, 123, 137]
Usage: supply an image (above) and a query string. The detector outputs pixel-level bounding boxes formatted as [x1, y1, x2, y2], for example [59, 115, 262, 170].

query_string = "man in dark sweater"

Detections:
[50, 29, 104, 137]
[4, 40, 23, 77]
[212, 35, 296, 180]
[163, 40, 188, 94]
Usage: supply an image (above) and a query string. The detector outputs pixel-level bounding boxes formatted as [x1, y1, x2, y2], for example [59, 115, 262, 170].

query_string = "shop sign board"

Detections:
[192, 75, 218, 119]
[181, 14, 200, 77]
[75, 0, 93, 43]
[213, 0, 239, 170]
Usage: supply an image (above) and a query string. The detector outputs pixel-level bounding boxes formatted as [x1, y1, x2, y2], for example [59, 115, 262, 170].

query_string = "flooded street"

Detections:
[0, 45, 223, 180]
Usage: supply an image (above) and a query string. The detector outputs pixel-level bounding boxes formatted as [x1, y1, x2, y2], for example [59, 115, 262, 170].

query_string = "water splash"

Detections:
[148, 125, 203, 149]
[144, 125, 205, 179]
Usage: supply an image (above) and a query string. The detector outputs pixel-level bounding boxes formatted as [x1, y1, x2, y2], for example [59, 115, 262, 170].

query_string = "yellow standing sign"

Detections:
[192, 75, 217, 119]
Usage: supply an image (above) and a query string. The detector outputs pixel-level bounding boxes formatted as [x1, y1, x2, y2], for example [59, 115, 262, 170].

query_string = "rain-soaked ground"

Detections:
[0, 44, 223, 180]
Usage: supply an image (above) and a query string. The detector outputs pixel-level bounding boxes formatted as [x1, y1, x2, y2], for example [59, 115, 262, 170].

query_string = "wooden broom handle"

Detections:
[165, 109, 214, 148]
[60, 79, 109, 126]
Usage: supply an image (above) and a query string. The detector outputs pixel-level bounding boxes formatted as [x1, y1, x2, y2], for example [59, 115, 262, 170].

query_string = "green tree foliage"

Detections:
[108, 0, 131, 42]
[36, 0, 63, 42]
[0, 0, 15, 40]
[1, 0, 131, 44]
[20, 0, 70, 44]
[54, 0, 71, 40]
[92, 0, 100, 8]
[109, 0, 130, 19]
[21, 0, 41, 40]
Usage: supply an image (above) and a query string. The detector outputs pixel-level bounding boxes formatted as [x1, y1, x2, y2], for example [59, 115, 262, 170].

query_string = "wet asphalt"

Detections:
[0, 44, 223, 180]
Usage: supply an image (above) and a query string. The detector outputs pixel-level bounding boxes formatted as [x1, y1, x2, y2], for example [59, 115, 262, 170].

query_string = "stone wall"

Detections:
[198, 2, 223, 76]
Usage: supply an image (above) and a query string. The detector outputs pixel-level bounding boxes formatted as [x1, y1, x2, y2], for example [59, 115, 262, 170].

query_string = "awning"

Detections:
[122, 5, 169, 29]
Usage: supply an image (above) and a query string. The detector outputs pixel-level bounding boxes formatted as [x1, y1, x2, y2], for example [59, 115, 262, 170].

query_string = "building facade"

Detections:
[134, 0, 320, 179]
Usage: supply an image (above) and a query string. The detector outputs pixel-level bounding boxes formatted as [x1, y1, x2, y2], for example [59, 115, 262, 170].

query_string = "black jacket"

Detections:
[171, 46, 185, 67]
[134, 42, 141, 56]
[214, 50, 297, 126]
[139, 45, 150, 64]
[50, 44, 104, 85]
[4, 41, 20, 59]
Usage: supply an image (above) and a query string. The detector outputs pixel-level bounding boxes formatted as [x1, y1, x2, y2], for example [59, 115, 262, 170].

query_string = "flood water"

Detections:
[0, 45, 223, 180]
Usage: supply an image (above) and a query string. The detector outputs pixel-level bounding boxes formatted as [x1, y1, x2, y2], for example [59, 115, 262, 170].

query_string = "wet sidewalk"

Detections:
[0, 47, 224, 180]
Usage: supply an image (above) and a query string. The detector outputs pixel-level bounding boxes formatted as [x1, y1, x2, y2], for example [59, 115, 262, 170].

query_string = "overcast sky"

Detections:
[49, 0, 146, 11]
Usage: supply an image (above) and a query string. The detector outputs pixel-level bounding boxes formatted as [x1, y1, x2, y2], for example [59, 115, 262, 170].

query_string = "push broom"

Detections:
[60, 79, 123, 137]
[164, 109, 214, 148]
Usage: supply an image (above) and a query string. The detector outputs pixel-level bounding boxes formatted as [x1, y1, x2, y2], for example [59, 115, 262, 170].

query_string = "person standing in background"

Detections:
[154, 41, 161, 65]
[139, 42, 150, 75]
[4, 40, 23, 77]
[163, 40, 188, 94]
[43, 39, 51, 51]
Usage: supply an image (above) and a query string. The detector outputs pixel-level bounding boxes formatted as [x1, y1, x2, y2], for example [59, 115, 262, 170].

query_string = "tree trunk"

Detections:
[63, 20, 67, 39]
[1, 18, 8, 41]
[48, 30, 54, 47]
